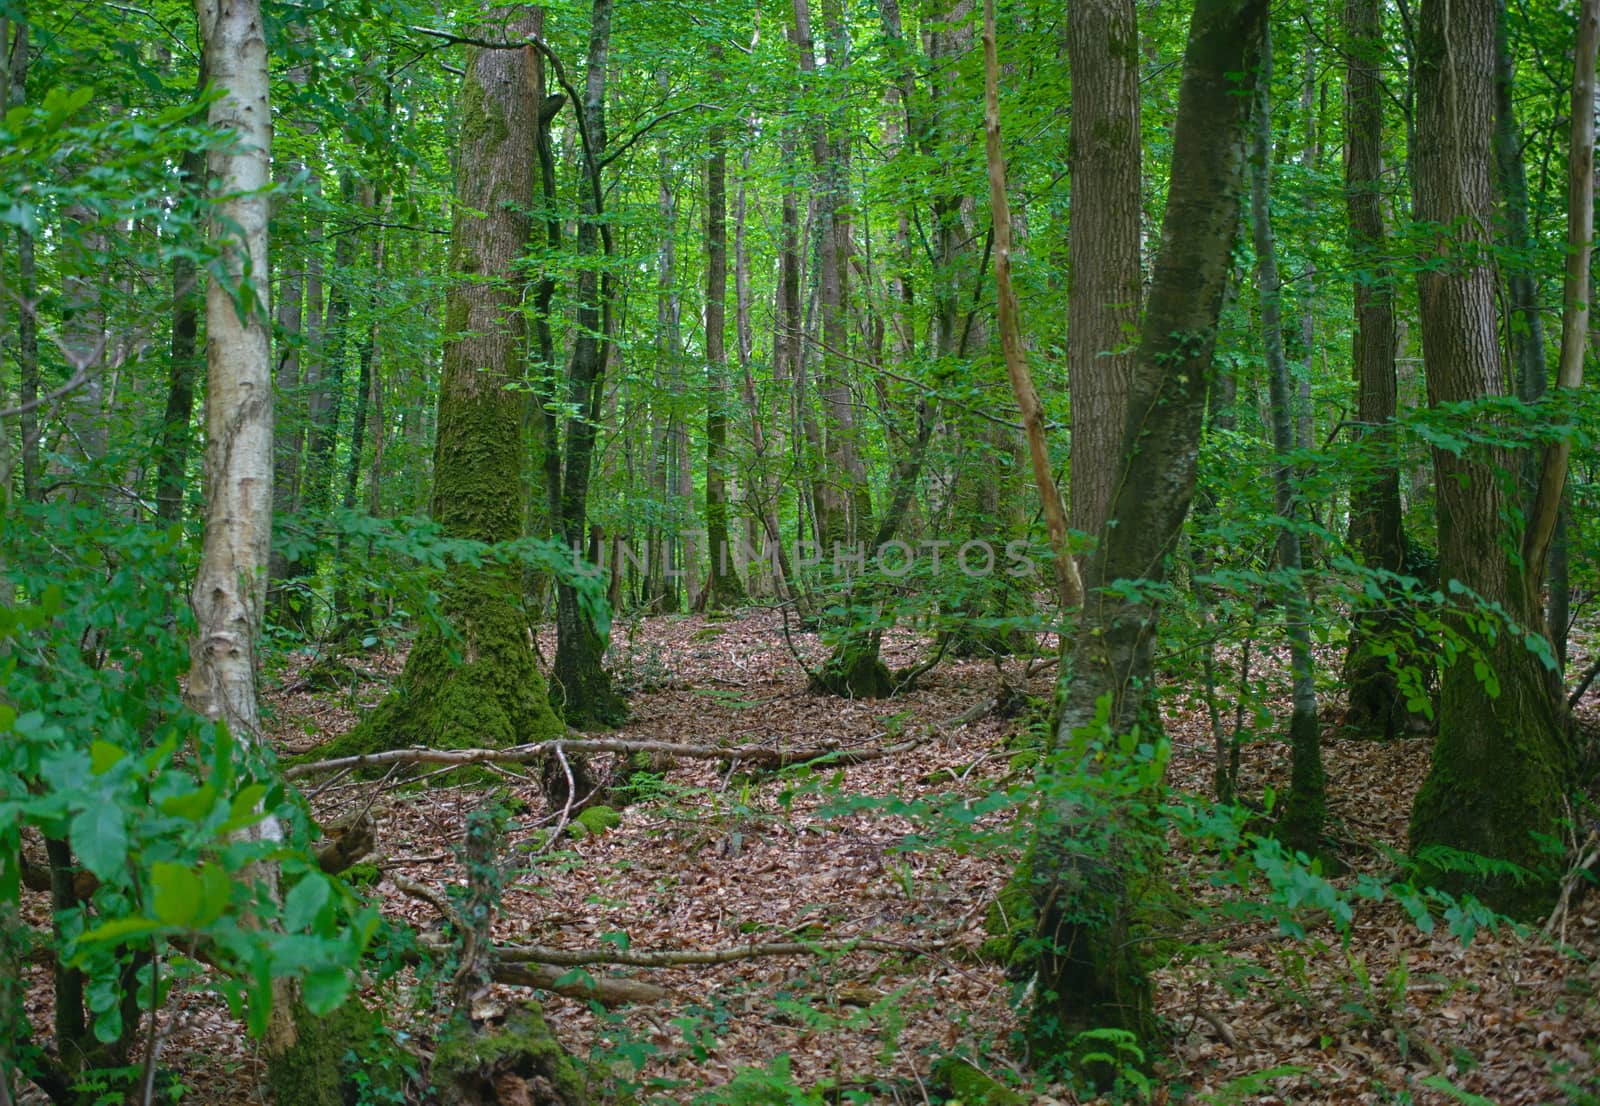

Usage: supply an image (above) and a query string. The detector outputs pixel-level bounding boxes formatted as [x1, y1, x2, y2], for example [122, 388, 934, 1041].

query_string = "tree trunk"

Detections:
[347, 8, 566, 759]
[1249, 33, 1324, 856]
[700, 76, 746, 609]
[1340, 0, 1413, 737]
[6, 15, 39, 504]
[550, 0, 627, 728]
[303, 171, 355, 523]
[1025, 0, 1265, 1077]
[188, 0, 297, 1058]
[155, 153, 206, 523]
[1405, 0, 1570, 919]
[1066, 0, 1142, 556]
[984, 0, 1080, 611]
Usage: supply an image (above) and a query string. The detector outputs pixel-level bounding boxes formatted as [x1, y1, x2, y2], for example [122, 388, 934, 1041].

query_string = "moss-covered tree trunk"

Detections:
[1406, 0, 1571, 919]
[1025, 0, 1265, 1078]
[350, 8, 564, 756]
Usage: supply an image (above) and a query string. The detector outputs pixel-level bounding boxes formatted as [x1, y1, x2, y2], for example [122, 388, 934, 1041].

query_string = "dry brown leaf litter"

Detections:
[14, 609, 1600, 1104]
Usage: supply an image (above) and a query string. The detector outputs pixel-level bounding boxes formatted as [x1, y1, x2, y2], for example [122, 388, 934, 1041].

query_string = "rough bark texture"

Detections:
[1066, 0, 1142, 556]
[1406, 0, 1568, 919]
[1027, 0, 1265, 1076]
[342, 9, 565, 759]
[1340, 0, 1412, 736]
[1249, 34, 1324, 855]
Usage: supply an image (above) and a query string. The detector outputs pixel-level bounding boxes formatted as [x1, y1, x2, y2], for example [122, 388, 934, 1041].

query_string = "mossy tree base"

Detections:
[327, 570, 566, 761]
[1409, 642, 1569, 920]
[432, 1006, 587, 1106]
[551, 581, 628, 729]
[810, 634, 894, 699]
[265, 1001, 389, 1106]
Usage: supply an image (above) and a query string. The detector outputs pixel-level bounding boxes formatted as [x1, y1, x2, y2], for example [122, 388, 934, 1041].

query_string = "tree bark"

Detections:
[550, 0, 627, 728]
[188, 0, 295, 1055]
[1249, 33, 1324, 855]
[1066, 0, 1142, 557]
[1340, 0, 1412, 737]
[700, 67, 746, 609]
[984, 0, 1081, 610]
[156, 147, 207, 523]
[1406, 0, 1572, 919]
[349, 7, 566, 758]
[1026, 0, 1265, 1076]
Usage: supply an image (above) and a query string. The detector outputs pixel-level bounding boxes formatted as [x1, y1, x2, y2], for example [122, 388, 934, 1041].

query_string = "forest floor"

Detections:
[19, 608, 1600, 1105]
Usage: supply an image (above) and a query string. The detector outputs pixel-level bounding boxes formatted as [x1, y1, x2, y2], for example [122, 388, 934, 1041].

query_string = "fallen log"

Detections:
[285, 699, 996, 782]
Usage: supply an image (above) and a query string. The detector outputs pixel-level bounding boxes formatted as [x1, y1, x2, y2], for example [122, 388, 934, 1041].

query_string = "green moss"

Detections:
[810, 636, 894, 699]
[930, 1058, 1028, 1106]
[979, 860, 1034, 967]
[574, 805, 621, 837]
[325, 570, 566, 767]
[265, 1000, 387, 1106]
[432, 1004, 587, 1106]
[1409, 637, 1568, 919]
[340, 862, 382, 888]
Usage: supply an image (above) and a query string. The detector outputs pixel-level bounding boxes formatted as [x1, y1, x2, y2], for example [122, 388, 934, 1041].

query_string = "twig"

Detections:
[391, 874, 462, 929]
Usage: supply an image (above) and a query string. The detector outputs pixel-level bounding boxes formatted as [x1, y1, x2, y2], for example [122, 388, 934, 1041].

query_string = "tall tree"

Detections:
[352, 8, 566, 755]
[1405, 0, 1573, 917]
[700, 49, 746, 609]
[548, 0, 628, 727]
[187, 0, 295, 1056]
[1248, 31, 1324, 854]
[1340, 0, 1411, 735]
[1026, 0, 1266, 1074]
[1065, 0, 1142, 555]
[984, 0, 1081, 609]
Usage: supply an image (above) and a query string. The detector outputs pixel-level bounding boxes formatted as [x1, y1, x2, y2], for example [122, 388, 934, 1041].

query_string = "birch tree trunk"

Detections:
[188, 0, 296, 1056]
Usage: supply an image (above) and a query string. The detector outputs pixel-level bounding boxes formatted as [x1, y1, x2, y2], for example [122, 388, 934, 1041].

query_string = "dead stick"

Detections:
[287, 700, 994, 781]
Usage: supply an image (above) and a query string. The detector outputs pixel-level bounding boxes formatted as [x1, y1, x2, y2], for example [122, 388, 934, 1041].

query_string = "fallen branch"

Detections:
[286, 699, 995, 782]
[488, 962, 671, 1006]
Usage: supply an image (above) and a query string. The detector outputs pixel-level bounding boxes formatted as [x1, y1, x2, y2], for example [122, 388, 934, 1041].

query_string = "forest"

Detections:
[1, 0, 1599, 1102]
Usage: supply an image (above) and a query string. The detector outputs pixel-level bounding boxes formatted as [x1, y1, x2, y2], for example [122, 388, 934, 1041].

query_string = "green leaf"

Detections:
[89, 741, 125, 775]
[70, 804, 128, 882]
[160, 785, 218, 823]
[196, 861, 233, 927]
[219, 783, 268, 833]
[283, 874, 331, 932]
[152, 862, 203, 927]
[76, 915, 164, 946]
[302, 968, 351, 1015]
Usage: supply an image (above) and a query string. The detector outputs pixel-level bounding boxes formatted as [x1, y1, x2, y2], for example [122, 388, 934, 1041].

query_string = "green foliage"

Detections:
[0, 504, 376, 1091]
